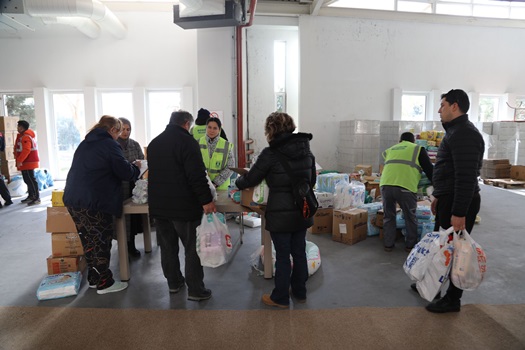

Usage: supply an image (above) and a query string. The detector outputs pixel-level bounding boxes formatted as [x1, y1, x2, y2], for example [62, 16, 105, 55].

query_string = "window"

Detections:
[99, 91, 134, 135]
[478, 95, 510, 122]
[100, 91, 133, 119]
[52, 93, 85, 179]
[146, 91, 181, 142]
[328, 0, 525, 20]
[401, 93, 427, 121]
[274, 41, 286, 112]
[1, 93, 36, 130]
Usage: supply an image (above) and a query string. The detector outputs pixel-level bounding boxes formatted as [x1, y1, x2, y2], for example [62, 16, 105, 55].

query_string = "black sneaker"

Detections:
[169, 280, 186, 294]
[27, 199, 41, 206]
[21, 197, 33, 203]
[188, 288, 212, 301]
[4, 201, 13, 206]
[425, 296, 461, 313]
[411, 283, 441, 300]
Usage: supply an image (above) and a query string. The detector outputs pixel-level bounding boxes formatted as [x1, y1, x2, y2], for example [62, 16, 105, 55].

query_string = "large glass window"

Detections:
[100, 91, 134, 132]
[146, 91, 181, 142]
[478, 95, 508, 122]
[52, 93, 85, 179]
[1, 93, 36, 130]
[274, 41, 286, 112]
[401, 93, 427, 121]
[328, 0, 525, 20]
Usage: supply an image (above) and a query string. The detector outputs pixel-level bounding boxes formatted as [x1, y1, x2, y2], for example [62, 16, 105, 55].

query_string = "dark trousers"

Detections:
[0, 174, 11, 204]
[381, 185, 418, 249]
[434, 192, 481, 301]
[155, 218, 206, 295]
[270, 229, 309, 305]
[67, 207, 115, 289]
[21, 169, 39, 200]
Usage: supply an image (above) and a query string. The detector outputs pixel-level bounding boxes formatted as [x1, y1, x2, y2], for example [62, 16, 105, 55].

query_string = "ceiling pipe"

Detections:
[236, 0, 257, 168]
[23, 0, 126, 39]
[42, 16, 101, 38]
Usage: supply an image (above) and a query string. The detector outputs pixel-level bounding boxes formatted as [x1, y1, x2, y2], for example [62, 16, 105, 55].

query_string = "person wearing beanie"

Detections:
[199, 117, 234, 190]
[191, 108, 228, 141]
[15, 120, 41, 206]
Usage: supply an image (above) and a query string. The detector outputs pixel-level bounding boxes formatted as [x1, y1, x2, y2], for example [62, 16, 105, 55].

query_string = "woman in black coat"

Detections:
[64, 115, 140, 295]
[236, 112, 316, 308]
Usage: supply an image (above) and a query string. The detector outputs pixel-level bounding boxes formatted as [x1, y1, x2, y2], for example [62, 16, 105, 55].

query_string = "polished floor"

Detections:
[0, 181, 524, 311]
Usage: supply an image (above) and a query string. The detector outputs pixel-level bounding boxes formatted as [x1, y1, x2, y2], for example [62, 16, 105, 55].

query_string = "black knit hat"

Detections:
[197, 108, 210, 119]
[17, 120, 30, 130]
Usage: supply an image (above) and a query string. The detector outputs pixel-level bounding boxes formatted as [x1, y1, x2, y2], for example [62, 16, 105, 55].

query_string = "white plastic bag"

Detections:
[196, 213, 232, 268]
[451, 229, 486, 291]
[416, 238, 454, 302]
[132, 179, 148, 204]
[206, 173, 218, 202]
[404, 227, 453, 281]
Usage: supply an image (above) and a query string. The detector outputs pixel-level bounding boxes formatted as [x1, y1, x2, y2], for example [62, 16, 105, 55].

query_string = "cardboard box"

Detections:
[51, 190, 65, 207]
[365, 181, 381, 198]
[355, 164, 373, 176]
[51, 233, 84, 257]
[332, 208, 368, 245]
[510, 165, 525, 181]
[241, 187, 256, 207]
[0, 116, 19, 131]
[46, 207, 77, 233]
[0, 159, 17, 175]
[308, 208, 333, 234]
[46, 255, 86, 275]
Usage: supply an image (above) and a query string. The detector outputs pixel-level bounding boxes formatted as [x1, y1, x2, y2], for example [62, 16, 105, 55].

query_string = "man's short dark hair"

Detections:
[17, 120, 30, 130]
[400, 132, 415, 143]
[441, 89, 470, 114]
[169, 110, 194, 127]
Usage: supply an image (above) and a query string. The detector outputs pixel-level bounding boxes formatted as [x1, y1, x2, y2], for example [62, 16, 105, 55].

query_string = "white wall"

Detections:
[0, 11, 235, 172]
[299, 15, 525, 171]
[245, 25, 299, 162]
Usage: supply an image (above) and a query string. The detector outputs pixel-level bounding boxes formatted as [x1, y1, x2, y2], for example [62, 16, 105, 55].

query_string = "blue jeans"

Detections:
[155, 218, 206, 295]
[270, 229, 308, 305]
[381, 185, 418, 249]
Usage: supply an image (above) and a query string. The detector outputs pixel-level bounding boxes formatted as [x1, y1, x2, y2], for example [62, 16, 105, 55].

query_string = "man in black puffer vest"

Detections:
[424, 89, 485, 313]
[148, 110, 216, 302]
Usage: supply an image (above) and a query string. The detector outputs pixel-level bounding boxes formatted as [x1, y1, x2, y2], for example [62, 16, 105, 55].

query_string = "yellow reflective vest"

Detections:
[192, 125, 206, 141]
[200, 137, 233, 190]
[379, 141, 422, 193]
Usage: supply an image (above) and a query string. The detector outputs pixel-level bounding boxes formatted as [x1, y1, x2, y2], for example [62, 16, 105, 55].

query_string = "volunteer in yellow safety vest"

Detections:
[199, 117, 234, 190]
[379, 132, 434, 252]
[191, 108, 228, 141]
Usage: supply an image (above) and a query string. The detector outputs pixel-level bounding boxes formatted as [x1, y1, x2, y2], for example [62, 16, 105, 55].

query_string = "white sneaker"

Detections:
[97, 281, 128, 295]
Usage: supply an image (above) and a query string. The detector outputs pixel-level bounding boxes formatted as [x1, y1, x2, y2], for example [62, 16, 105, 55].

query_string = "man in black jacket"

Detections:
[148, 110, 216, 301]
[424, 89, 485, 313]
[0, 131, 13, 208]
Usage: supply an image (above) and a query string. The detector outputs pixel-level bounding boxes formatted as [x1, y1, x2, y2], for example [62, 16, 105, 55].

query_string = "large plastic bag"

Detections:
[416, 238, 454, 302]
[404, 227, 453, 282]
[132, 179, 148, 204]
[451, 229, 487, 291]
[196, 213, 232, 268]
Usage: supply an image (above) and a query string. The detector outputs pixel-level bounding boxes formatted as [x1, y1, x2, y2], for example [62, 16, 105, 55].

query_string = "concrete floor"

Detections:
[0, 182, 524, 311]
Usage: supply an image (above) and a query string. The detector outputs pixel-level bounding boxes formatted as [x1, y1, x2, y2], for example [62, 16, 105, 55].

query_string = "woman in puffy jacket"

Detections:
[64, 115, 140, 295]
[236, 112, 316, 308]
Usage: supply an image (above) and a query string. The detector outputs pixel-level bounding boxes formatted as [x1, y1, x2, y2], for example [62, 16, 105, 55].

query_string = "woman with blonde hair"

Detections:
[235, 112, 316, 308]
[64, 115, 141, 295]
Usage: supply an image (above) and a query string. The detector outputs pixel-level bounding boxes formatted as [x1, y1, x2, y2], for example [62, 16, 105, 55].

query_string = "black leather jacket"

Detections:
[432, 115, 484, 217]
[148, 124, 213, 221]
[236, 132, 316, 232]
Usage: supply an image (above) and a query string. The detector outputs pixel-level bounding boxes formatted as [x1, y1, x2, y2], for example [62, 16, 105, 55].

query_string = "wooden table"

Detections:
[115, 191, 274, 281]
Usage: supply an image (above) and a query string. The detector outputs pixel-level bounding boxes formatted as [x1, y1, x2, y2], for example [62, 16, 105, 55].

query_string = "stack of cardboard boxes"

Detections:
[45, 190, 86, 275]
[481, 159, 511, 179]
[0, 116, 20, 182]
